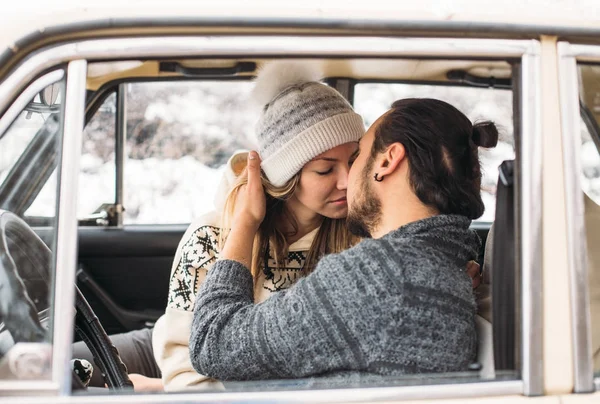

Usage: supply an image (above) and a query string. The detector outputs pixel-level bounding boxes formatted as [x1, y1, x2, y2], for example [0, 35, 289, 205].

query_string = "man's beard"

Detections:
[347, 160, 382, 238]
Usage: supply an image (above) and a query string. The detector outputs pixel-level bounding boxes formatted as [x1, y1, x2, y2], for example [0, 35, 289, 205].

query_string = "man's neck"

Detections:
[371, 199, 437, 239]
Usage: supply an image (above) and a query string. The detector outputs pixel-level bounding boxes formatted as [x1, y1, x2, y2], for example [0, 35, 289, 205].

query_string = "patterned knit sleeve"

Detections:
[167, 225, 221, 312]
[155, 224, 224, 391]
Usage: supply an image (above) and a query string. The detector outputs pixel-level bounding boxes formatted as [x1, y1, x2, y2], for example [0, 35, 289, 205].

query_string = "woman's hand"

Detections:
[127, 374, 164, 392]
[219, 151, 266, 270]
[231, 151, 266, 231]
[467, 260, 482, 289]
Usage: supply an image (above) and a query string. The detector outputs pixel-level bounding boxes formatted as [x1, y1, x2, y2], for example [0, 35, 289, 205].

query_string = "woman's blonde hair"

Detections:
[221, 168, 356, 284]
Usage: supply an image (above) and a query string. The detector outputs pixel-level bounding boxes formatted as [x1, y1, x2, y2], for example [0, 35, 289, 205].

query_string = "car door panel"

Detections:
[76, 225, 186, 335]
[29, 226, 184, 335]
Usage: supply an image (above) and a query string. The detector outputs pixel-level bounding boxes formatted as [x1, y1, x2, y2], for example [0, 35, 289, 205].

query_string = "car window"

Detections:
[1, 87, 62, 220]
[353, 83, 514, 222]
[122, 81, 256, 224]
[24, 80, 259, 228]
[78, 93, 117, 224]
[0, 113, 40, 184]
[27, 92, 117, 224]
[70, 56, 523, 397]
[578, 63, 600, 376]
[0, 74, 65, 381]
[581, 119, 600, 204]
[80, 81, 513, 226]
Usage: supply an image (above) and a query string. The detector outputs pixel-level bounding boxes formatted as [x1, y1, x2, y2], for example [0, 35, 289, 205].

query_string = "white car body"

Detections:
[0, 1, 599, 403]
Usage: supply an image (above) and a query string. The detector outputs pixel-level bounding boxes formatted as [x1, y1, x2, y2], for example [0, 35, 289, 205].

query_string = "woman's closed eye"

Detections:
[316, 167, 333, 176]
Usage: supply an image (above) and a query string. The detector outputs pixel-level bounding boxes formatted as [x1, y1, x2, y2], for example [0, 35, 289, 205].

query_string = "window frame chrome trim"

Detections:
[115, 83, 127, 227]
[51, 59, 87, 395]
[520, 43, 544, 397]
[0, 35, 542, 399]
[556, 41, 595, 393]
[0, 381, 58, 397]
[0, 380, 524, 403]
[564, 44, 600, 63]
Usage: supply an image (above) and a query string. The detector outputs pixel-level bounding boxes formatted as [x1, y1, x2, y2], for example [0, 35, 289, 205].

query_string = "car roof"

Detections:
[1, 0, 600, 54]
[2, 1, 600, 89]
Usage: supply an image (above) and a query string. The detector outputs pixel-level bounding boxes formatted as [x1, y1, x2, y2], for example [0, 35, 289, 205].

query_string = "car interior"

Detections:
[5, 53, 595, 392]
[75, 58, 511, 363]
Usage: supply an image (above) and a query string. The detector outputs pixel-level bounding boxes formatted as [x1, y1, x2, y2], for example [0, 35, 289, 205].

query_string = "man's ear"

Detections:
[375, 143, 406, 178]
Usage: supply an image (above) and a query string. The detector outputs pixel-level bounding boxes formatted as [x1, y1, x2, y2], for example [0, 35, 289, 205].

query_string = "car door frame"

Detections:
[556, 41, 600, 393]
[0, 33, 545, 401]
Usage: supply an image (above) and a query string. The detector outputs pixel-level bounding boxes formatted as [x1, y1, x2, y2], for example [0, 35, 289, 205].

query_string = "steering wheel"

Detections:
[0, 209, 133, 389]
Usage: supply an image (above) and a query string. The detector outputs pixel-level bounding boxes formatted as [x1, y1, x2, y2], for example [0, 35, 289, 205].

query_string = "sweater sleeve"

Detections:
[189, 254, 359, 381]
[153, 223, 224, 391]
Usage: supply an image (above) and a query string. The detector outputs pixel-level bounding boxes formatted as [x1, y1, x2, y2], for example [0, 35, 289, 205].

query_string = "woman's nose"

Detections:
[337, 166, 349, 190]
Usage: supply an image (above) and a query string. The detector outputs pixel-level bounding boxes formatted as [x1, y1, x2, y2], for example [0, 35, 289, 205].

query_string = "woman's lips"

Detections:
[330, 197, 347, 205]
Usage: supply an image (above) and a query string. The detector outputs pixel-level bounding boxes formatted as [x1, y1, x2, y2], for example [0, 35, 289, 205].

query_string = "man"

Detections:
[189, 98, 498, 381]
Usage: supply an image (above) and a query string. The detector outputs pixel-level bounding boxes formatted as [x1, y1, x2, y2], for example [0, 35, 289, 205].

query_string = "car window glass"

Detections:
[581, 118, 600, 204]
[0, 112, 40, 184]
[353, 83, 514, 222]
[27, 93, 117, 222]
[25, 171, 57, 218]
[578, 63, 600, 376]
[123, 81, 256, 224]
[78, 93, 117, 223]
[1, 91, 61, 221]
[0, 76, 65, 381]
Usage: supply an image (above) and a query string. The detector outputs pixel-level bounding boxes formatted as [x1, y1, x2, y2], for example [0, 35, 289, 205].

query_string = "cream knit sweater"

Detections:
[151, 209, 318, 391]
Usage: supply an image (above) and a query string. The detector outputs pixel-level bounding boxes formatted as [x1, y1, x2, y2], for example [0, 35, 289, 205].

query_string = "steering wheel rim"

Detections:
[0, 209, 132, 389]
[0, 212, 46, 344]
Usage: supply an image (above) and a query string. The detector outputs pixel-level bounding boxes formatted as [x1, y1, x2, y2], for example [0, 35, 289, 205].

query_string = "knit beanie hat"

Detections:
[252, 62, 365, 186]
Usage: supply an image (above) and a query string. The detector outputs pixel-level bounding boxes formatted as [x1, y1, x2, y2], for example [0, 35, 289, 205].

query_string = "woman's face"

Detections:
[287, 142, 358, 221]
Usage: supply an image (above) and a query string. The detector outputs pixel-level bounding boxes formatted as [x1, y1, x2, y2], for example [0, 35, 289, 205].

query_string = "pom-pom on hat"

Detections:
[253, 62, 365, 186]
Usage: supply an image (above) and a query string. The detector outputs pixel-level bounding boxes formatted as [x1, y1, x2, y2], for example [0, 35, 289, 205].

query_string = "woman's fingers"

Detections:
[246, 151, 261, 191]
[230, 151, 266, 229]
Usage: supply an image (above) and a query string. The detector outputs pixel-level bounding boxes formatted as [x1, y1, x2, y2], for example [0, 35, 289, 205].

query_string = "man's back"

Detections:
[309, 213, 479, 376]
[190, 214, 480, 381]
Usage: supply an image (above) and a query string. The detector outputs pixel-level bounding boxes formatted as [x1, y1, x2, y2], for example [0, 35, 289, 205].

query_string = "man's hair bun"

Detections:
[472, 121, 499, 148]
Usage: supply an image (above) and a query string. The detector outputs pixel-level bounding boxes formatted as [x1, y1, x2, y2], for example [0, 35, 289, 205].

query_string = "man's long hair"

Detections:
[371, 98, 499, 220]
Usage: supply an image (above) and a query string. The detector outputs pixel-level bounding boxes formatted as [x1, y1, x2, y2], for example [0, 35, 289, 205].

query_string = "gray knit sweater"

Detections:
[190, 214, 480, 381]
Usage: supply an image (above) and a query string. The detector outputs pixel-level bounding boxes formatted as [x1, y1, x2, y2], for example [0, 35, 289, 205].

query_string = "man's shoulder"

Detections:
[316, 237, 402, 271]
[344, 236, 407, 256]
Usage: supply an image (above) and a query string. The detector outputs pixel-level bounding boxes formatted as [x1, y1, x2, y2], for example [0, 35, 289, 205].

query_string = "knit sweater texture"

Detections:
[189, 214, 480, 381]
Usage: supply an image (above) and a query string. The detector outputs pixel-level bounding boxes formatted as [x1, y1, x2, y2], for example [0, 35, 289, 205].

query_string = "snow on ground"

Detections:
[123, 156, 224, 224]
[24, 155, 225, 222]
